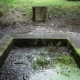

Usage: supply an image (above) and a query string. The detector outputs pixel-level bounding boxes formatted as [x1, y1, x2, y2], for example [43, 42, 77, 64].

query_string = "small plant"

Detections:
[32, 57, 51, 69]
[32, 57, 45, 69]
[32, 63, 38, 69]
[37, 58, 44, 66]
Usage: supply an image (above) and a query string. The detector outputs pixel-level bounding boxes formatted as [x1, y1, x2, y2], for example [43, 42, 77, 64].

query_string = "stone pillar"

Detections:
[33, 6, 48, 24]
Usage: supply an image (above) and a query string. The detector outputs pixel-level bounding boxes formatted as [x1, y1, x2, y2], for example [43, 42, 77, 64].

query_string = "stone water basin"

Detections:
[0, 34, 80, 80]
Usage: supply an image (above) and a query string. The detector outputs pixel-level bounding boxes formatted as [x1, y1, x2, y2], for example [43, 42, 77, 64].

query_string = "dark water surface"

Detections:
[0, 46, 80, 80]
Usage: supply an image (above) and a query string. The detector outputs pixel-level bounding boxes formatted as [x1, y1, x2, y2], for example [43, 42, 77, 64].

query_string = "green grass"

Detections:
[14, 0, 80, 18]
[53, 54, 74, 65]
[13, 0, 80, 10]
[0, 0, 80, 19]
[14, 0, 80, 7]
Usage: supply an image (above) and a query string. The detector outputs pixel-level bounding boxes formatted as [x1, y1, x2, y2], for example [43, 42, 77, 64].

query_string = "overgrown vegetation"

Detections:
[0, 0, 80, 17]
[32, 52, 77, 71]
[0, 0, 80, 26]
[53, 54, 74, 65]
[2, 0, 15, 9]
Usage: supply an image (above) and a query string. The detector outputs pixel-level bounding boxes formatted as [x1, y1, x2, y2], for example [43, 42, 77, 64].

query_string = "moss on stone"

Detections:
[75, 48, 80, 56]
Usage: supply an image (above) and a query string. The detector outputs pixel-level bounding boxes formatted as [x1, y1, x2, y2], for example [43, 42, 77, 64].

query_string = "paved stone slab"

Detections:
[0, 35, 13, 56]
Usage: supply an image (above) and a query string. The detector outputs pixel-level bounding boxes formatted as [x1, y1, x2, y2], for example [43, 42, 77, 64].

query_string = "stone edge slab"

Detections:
[0, 33, 80, 68]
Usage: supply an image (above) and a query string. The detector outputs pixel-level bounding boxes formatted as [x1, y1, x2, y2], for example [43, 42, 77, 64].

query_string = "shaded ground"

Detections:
[0, 24, 36, 39]
[0, 19, 80, 39]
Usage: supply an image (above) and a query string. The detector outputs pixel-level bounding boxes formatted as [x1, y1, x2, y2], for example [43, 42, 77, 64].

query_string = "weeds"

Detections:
[32, 57, 44, 69]
[53, 54, 74, 65]
[0, 0, 80, 25]
[32, 57, 51, 69]
[37, 58, 44, 66]
[1, 0, 80, 16]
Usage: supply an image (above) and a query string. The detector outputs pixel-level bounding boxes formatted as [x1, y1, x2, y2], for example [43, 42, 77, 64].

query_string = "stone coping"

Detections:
[0, 33, 80, 55]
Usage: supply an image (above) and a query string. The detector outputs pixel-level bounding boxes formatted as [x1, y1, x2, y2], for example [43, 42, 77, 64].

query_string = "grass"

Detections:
[0, 0, 80, 20]
[32, 53, 77, 70]
[53, 54, 74, 65]
[13, 0, 80, 11]
[13, 0, 80, 8]
[32, 57, 45, 69]
[1, 0, 80, 11]
[32, 56, 51, 69]
[16, 0, 80, 19]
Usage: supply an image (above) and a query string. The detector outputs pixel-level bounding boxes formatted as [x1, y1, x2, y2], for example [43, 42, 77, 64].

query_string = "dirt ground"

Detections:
[0, 19, 80, 39]
[0, 9, 80, 39]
